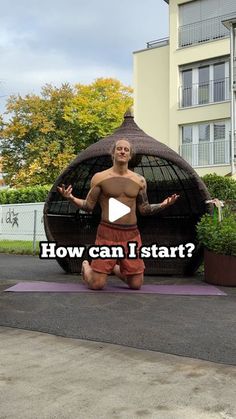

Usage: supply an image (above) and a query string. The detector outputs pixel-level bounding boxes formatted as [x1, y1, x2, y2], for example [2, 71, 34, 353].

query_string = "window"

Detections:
[199, 66, 209, 105]
[180, 60, 229, 107]
[182, 70, 192, 107]
[180, 120, 230, 167]
[214, 122, 227, 163]
[182, 125, 193, 165]
[214, 63, 225, 102]
[182, 125, 192, 144]
[199, 123, 210, 165]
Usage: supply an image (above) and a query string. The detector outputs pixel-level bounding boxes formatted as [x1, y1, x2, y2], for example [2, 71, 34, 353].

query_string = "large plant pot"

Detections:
[204, 249, 236, 286]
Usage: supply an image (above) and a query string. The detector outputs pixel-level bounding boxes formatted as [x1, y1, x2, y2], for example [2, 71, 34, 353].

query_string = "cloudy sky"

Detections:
[0, 0, 168, 114]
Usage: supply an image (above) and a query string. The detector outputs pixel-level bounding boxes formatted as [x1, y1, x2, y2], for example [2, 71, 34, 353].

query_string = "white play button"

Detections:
[108, 198, 131, 223]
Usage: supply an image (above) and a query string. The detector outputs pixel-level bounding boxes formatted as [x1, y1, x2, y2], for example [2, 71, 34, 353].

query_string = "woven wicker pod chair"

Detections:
[44, 113, 211, 276]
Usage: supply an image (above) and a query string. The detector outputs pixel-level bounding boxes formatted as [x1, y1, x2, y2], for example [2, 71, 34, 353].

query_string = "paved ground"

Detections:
[0, 254, 236, 418]
[1, 254, 236, 365]
[1, 327, 236, 419]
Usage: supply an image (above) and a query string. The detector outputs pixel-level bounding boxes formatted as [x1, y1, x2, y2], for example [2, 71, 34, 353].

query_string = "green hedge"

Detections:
[0, 185, 51, 204]
[202, 173, 236, 201]
[1, 174, 235, 205]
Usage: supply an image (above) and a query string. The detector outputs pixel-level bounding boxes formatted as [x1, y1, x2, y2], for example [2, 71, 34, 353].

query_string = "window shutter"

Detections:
[179, 2, 201, 26]
[180, 0, 236, 26]
[220, 0, 236, 16]
[201, 0, 220, 20]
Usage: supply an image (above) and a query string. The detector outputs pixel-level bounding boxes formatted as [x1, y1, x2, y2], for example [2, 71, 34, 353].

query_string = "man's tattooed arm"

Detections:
[137, 178, 164, 216]
[69, 184, 101, 212]
[137, 177, 180, 216]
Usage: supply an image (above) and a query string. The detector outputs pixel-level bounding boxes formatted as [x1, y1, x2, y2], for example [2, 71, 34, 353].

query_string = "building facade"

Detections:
[133, 0, 236, 177]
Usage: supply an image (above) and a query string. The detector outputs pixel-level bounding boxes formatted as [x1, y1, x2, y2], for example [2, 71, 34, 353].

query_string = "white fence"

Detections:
[0, 202, 47, 243]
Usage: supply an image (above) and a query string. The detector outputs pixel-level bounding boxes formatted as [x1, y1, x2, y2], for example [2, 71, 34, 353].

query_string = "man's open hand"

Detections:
[57, 184, 73, 199]
[161, 193, 180, 208]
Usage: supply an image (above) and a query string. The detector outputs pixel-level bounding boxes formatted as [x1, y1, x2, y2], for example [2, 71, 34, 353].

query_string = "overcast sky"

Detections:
[0, 0, 168, 114]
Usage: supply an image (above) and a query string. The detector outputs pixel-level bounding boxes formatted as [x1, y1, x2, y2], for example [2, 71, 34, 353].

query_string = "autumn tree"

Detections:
[1, 84, 77, 187]
[64, 78, 133, 148]
[0, 78, 133, 187]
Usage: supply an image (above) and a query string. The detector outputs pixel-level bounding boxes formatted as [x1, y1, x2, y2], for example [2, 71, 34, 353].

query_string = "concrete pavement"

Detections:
[1, 326, 236, 419]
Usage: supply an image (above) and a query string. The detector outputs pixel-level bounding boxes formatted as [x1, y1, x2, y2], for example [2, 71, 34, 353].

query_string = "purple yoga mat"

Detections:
[4, 281, 226, 295]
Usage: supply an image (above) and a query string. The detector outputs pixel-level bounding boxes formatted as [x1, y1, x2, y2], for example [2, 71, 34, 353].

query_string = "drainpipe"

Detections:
[230, 24, 235, 175]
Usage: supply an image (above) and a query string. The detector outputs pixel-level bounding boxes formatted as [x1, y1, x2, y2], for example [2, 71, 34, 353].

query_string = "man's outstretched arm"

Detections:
[57, 175, 101, 213]
[137, 178, 179, 216]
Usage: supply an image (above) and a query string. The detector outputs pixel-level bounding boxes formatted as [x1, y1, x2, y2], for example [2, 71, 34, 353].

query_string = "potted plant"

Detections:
[196, 205, 236, 286]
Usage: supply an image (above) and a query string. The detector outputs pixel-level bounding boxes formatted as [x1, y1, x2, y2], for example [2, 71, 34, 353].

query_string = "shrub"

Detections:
[0, 185, 51, 204]
[196, 207, 236, 256]
[202, 173, 236, 201]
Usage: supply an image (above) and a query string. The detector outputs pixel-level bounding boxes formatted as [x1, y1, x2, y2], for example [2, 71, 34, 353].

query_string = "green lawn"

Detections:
[0, 240, 40, 255]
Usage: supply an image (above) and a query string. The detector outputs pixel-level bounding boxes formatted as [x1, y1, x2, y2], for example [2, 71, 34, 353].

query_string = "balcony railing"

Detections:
[178, 14, 234, 47]
[179, 139, 233, 167]
[146, 37, 169, 49]
[179, 77, 230, 108]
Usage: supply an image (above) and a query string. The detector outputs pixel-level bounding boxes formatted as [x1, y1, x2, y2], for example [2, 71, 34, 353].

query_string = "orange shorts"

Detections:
[90, 221, 145, 276]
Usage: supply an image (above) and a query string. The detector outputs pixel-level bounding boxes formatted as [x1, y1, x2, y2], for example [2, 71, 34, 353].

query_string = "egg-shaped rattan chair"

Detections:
[44, 112, 211, 276]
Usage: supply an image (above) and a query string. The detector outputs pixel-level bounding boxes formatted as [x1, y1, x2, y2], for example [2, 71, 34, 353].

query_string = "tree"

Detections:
[1, 84, 77, 187]
[0, 78, 133, 187]
[64, 78, 133, 148]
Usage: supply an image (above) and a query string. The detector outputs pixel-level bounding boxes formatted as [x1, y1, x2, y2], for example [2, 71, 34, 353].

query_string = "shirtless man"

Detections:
[57, 138, 179, 290]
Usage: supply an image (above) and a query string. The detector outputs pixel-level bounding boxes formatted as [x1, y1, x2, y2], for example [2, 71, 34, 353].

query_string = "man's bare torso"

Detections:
[89, 168, 144, 225]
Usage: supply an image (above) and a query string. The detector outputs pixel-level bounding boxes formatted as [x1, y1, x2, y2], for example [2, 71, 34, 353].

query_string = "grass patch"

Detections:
[0, 240, 40, 255]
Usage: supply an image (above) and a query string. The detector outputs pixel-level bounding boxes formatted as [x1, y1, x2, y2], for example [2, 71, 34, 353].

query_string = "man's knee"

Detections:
[126, 274, 143, 290]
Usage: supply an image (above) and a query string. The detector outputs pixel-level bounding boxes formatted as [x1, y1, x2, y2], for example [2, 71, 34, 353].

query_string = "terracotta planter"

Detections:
[204, 249, 236, 286]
